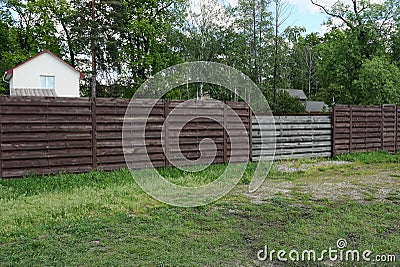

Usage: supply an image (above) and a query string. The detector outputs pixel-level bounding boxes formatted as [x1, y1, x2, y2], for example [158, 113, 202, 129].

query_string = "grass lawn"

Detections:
[0, 152, 399, 266]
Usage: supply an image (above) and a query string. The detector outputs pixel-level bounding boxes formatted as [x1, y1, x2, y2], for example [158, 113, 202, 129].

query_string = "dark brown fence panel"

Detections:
[226, 102, 252, 163]
[397, 106, 400, 153]
[126, 99, 169, 169]
[333, 105, 399, 154]
[167, 100, 225, 166]
[383, 105, 397, 153]
[0, 97, 93, 178]
[0, 97, 251, 178]
[95, 98, 130, 171]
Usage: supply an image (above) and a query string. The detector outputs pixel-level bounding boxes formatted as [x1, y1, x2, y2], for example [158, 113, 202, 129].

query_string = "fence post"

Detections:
[223, 104, 228, 163]
[331, 105, 336, 156]
[0, 97, 2, 178]
[396, 105, 399, 153]
[381, 105, 385, 151]
[91, 98, 97, 170]
[349, 106, 353, 153]
[248, 105, 252, 162]
[391, 105, 396, 153]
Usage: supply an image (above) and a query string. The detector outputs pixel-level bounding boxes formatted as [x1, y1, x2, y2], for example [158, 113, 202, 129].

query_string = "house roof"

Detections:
[11, 88, 57, 97]
[279, 89, 308, 101]
[306, 101, 329, 112]
[3, 50, 85, 81]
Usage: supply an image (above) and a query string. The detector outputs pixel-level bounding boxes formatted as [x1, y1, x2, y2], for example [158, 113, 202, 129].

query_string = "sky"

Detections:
[283, 0, 384, 33]
[283, 0, 329, 34]
[223, 0, 386, 34]
[221, 0, 330, 34]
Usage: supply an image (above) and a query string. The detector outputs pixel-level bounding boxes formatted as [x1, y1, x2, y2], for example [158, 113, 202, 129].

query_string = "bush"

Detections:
[273, 90, 306, 114]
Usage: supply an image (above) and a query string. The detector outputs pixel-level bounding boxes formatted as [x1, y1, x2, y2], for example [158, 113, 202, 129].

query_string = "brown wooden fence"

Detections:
[0, 96, 251, 178]
[2, 97, 399, 178]
[333, 105, 400, 154]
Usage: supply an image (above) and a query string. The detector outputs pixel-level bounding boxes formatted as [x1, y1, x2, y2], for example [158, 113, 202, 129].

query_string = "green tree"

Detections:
[285, 28, 321, 98]
[272, 90, 306, 114]
[0, 0, 64, 93]
[0, 6, 12, 93]
[67, 0, 127, 97]
[33, 0, 79, 67]
[120, 0, 185, 98]
[312, 0, 399, 105]
[233, 0, 273, 87]
[353, 56, 400, 105]
[2, 0, 61, 56]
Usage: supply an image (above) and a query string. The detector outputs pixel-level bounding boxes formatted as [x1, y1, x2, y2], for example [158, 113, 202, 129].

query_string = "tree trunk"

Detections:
[91, 0, 97, 98]
[273, 0, 279, 113]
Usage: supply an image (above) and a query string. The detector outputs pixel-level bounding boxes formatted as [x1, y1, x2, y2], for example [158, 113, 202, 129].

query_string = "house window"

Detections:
[40, 75, 55, 89]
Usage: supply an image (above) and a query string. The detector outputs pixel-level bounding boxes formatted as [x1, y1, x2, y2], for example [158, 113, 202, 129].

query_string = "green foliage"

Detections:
[313, 0, 400, 105]
[272, 90, 306, 114]
[285, 28, 321, 99]
[1, 0, 400, 104]
[353, 56, 400, 105]
[121, 0, 185, 92]
[0, 0, 185, 97]
[316, 29, 360, 105]
[0, 0, 63, 91]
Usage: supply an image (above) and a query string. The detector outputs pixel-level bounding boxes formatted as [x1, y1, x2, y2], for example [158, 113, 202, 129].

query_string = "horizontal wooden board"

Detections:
[252, 115, 333, 161]
[0, 97, 252, 178]
[333, 105, 399, 155]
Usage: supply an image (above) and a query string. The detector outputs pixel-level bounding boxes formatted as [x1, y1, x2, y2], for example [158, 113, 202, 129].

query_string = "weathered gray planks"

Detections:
[252, 115, 332, 161]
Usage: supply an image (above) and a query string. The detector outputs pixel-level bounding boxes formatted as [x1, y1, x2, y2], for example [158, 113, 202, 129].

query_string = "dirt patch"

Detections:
[243, 161, 400, 203]
[274, 161, 352, 173]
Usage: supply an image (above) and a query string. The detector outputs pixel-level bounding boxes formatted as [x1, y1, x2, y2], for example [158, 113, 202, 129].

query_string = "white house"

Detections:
[2, 50, 84, 97]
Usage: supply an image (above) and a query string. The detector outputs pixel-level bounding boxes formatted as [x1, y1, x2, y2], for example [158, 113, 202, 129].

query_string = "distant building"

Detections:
[279, 89, 307, 104]
[279, 89, 329, 112]
[3, 50, 84, 97]
[306, 101, 329, 112]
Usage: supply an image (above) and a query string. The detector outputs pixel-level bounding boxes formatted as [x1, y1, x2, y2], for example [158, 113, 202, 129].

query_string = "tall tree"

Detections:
[68, 0, 127, 96]
[33, 0, 78, 67]
[353, 56, 400, 105]
[91, 0, 96, 98]
[1, 0, 61, 57]
[312, 0, 399, 105]
[233, 0, 273, 93]
[286, 28, 321, 98]
[121, 0, 185, 97]
[0, 0, 64, 93]
[272, 0, 291, 111]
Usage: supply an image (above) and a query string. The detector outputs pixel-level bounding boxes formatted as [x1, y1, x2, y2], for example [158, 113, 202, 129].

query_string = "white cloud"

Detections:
[188, 0, 234, 28]
[224, 0, 238, 7]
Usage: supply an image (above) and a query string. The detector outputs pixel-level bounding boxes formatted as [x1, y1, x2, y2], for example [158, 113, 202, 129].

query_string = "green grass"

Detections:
[334, 151, 400, 164]
[0, 154, 400, 266]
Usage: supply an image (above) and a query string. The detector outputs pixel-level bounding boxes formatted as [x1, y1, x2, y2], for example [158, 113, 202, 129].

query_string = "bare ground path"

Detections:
[241, 160, 400, 204]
